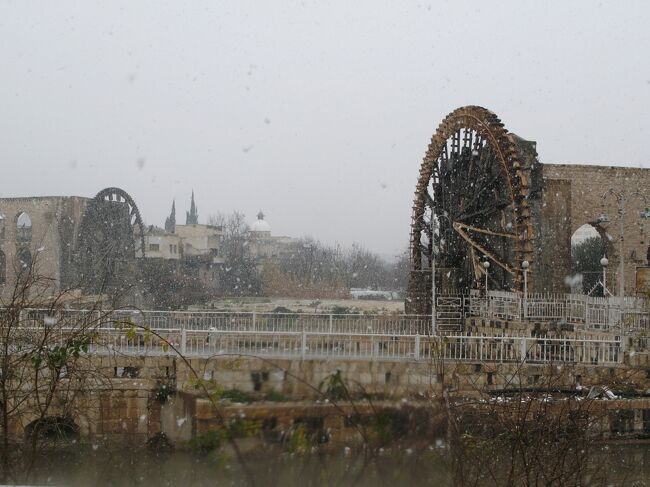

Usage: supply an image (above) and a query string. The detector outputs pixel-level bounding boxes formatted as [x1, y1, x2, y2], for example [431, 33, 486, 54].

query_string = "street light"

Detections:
[602, 189, 648, 298]
[482, 260, 490, 294]
[522, 260, 529, 319]
[430, 215, 438, 335]
[600, 256, 609, 296]
[430, 212, 451, 336]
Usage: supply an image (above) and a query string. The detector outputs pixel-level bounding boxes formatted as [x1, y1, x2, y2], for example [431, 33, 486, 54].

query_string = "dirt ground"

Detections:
[196, 297, 406, 314]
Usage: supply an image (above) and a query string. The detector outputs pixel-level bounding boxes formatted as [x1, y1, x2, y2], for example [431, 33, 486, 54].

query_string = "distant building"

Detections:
[186, 191, 198, 225]
[175, 223, 223, 262]
[142, 193, 224, 295]
[144, 225, 181, 260]
[247, 211, 299, 265]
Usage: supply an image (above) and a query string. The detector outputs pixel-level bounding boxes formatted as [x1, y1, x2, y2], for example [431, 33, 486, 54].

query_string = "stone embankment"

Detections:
[12, 353, 648, 446]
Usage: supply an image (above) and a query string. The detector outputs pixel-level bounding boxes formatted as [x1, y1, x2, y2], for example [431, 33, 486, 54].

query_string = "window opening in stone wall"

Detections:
[16, 212, 32, 242]
[149, 243, 160, 252]
[571, 223, 609, 296]
[0, 213, 5, 239]
[17, 247, 32, 270]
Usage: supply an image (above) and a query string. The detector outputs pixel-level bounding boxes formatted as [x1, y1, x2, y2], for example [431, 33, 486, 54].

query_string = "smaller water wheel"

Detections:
[76, 188, 145, 294]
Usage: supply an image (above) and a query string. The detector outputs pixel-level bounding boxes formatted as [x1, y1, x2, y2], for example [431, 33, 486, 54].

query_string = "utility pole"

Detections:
[431, 215, 437, 335]
[602, 189, 647, 299]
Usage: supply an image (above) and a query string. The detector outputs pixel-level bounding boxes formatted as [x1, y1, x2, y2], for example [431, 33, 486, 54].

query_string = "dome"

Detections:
[251, 211, 271, 233]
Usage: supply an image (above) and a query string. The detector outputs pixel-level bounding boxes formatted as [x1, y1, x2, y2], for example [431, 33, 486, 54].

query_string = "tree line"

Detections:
[209, 211, 410, 300]
[140, 211, 410, 307]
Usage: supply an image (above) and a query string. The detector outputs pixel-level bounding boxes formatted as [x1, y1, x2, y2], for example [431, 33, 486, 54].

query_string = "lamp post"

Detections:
[522, 260, 529, 319]
[431, 215, 437, 335]
[602, 189, 648, 298]
[600, 256, 609, 296]
[482, 260, 490, 294]
[430, 213, 451, 336]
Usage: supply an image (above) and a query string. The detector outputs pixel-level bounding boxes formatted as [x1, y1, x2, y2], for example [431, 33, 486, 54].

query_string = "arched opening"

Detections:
[16, 211, 32, 242]
[25, 416, 79, 442]
[570, 223, 609, 295]
[0, 250, 5, 284]
[17, 247, 32, 271]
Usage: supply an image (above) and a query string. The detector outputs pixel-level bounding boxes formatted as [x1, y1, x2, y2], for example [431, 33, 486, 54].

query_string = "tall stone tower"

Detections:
[164, 200, 176, 233]
[186, 191, 199, 225]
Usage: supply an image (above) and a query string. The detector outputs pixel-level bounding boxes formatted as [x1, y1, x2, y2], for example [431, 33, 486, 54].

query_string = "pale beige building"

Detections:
[143, 227, 181, 260]
[175, 224, 224, 263]
[247, 212, 299, 264]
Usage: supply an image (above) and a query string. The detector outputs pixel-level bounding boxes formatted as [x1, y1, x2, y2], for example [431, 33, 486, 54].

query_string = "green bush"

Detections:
[227, 419, 261, 438]
[219, 388, 253, 404]
[265, 390, 289, 402]
[189, 430, 224, 454]
[154, 383, 175, 403]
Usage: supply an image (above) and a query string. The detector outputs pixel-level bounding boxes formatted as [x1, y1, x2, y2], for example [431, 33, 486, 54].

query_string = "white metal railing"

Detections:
[20, 309, 434, 336]
[16, 293, 650, 337]
[82, 328, 620, 364]
[462, 292, 649, 333]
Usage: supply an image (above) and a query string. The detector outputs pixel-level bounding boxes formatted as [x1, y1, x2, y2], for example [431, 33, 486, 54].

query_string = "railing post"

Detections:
[520, 337, 527, 362]
[522, 294, 527, 320]
[181, 328, 187, 355]
[415, 334, 421, 360]
[301, 330, 307, 360]
[252, 311, 256, 331]
[329, 314, 333, 334]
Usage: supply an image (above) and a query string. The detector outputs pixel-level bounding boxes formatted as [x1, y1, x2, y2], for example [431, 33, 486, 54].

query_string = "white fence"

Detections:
[87, 328, 620, 365]
[18, 291, 650, 336]
[458, 292, 649, 332]
[12, 295, 644, 365]
[21, 309, 433, 335]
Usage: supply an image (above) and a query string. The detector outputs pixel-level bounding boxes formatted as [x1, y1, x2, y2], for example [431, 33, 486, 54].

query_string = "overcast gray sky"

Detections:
[1, 0, 649, 257]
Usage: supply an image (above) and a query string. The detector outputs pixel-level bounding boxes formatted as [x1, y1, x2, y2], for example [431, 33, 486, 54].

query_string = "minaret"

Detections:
[186, 191, 199, 224]
[164, 200, 176, 233]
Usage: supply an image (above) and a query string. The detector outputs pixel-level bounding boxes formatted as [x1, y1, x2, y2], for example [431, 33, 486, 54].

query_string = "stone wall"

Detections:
[7, 352, 650, 445]
[0, 196, 88, 299]
[539, 164, 650, 295]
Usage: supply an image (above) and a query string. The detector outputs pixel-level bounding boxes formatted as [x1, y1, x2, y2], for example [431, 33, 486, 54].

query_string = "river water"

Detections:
[6, 443, 650, 486]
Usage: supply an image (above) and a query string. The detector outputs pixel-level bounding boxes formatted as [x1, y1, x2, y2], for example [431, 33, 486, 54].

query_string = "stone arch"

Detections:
[570, 223, 613, 295]
[16, 246, 32, 271]
[540, 164, 650, 295]
[25, 416, 79, 441]
[15, 211, 32, 242]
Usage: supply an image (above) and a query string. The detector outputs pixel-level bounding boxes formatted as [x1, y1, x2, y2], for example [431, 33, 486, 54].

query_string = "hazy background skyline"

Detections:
[2, 0, 649, 258]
